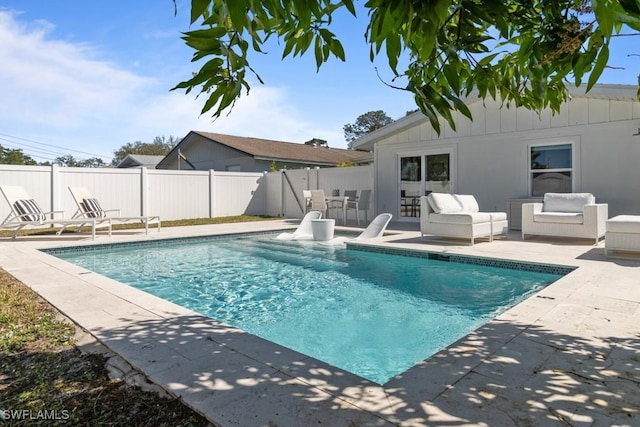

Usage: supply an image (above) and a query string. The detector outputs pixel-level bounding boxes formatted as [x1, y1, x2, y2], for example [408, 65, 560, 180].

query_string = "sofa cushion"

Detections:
[453, 194, 480, 212]
[606, 215, 640, 233]
[429, 212, 493, 224]
[427, 193, 462, 213]
[489, 212, 508, 221]
[534, 212, 584, 224]
[543, 193, 595, 213]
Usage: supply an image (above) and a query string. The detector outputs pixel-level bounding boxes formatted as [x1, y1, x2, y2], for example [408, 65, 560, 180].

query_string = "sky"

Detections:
[1, 1, 639, 164]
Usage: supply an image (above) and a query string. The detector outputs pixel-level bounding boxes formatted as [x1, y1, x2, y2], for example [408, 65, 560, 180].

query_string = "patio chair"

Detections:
[346, 189, 372, 225]
[310, 190, 328, 218]
[66, 187, 161, 234]
[275, 210, 322, 240]
[302, 190, 312, 213]
[323, 213, 393, 246]
[0, 185, 111, 240]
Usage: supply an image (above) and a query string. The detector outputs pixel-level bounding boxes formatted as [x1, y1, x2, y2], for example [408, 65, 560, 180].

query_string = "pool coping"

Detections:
[1, 219, 639, 426]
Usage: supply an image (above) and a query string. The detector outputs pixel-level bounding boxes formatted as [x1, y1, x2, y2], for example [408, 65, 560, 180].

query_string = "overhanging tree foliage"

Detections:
[173, 0, 640, 134]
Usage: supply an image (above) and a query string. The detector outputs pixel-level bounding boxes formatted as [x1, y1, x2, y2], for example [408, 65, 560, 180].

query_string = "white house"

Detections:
[351, 84, 640, 229]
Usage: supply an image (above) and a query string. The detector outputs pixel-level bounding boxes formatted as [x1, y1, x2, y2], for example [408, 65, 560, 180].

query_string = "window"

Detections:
[529, 143, 573, 196]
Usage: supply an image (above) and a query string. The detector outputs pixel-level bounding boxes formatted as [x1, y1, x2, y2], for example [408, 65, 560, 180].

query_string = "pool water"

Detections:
[52, 235, 565, 384]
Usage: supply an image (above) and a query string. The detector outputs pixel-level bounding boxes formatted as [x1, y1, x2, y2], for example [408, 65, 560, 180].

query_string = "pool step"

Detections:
[221, 238, 348, 271]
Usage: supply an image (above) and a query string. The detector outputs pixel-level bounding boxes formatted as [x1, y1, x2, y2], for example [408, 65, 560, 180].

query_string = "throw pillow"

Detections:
[81, 198, 107, 218]
[13, 199, 46, 222]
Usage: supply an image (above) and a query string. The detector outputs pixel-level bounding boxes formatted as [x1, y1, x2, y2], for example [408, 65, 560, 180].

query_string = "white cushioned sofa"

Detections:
[521, 193, 608, 244]
[420, 193, 508, 245]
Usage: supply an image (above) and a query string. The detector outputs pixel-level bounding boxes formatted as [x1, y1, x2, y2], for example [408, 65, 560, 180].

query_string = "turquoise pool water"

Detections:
[50, 234, 567, 384]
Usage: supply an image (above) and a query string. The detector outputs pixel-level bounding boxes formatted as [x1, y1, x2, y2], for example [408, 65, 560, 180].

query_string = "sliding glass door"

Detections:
[399, 149, 454, 219]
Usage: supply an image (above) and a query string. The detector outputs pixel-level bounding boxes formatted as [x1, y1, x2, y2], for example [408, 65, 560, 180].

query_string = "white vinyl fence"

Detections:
[264, 165, 374, 219]
[0, 165, 267, 222]
[0, 164, 373, 224]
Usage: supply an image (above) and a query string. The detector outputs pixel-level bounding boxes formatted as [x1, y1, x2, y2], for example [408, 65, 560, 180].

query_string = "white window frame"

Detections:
[396, 145, 456, 220]
[527, 138, 580, 197]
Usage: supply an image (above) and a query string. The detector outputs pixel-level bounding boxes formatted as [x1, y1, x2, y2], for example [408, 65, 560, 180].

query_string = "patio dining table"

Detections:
[324, 196, 349, 224]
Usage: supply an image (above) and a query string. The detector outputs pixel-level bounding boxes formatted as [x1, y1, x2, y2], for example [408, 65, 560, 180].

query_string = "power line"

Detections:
[0, 137, 68, 158]
[0, 133, 113, 160]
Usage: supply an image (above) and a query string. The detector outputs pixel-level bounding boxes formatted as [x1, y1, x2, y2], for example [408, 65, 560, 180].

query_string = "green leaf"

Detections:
[342, 0, 357, 16]
[190, 0, 211, 24]
[227, 0, 249, 29]
[442, 63, 461, 95]
[587, 43, 609, 91]
[314, 35, 323, 69]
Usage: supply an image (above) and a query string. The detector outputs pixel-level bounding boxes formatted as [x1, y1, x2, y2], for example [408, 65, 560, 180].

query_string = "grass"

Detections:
[0, 215, 279, 426]
[0, 215, 277, 238]
[0, 271, 212, 426]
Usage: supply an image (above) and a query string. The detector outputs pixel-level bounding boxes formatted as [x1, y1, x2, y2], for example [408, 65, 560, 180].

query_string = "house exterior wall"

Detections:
[159, 134, 340, 172]
[159, 134, 260, 171]
[373, 94, 640, 219]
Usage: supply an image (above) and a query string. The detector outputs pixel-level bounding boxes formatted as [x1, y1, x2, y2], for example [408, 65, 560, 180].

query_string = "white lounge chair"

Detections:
[66, 187, 161, 234]
[324, 213, 393, 246]
[276, 210, 323, 240]
[0, 185, 111, 240]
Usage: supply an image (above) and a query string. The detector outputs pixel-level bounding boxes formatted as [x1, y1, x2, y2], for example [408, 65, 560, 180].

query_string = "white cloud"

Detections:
[0, 10, 347, 163]
[0, 11, 148, 129]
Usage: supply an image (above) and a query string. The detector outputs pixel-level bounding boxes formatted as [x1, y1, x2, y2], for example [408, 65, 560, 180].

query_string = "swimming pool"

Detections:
[49, 234, 570, 384]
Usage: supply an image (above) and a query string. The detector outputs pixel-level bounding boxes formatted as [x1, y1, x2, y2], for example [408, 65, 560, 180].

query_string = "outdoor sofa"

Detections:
[420, 193, 508, 245]
[521, 192, 608, 244]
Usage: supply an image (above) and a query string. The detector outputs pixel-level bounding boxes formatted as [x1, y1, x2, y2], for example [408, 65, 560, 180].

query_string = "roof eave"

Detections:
[253, 156, 338, 166]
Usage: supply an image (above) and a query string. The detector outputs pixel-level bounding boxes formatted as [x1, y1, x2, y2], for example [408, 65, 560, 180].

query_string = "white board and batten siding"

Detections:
[369, 85, 640, 219]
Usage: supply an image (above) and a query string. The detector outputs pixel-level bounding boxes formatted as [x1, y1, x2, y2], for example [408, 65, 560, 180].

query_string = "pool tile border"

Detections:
[347, 242, 577, 276]
[44, 230, 576, 277]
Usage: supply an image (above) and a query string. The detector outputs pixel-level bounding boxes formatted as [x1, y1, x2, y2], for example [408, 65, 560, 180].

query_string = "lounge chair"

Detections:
[324, 213, 393, 246]
[66, 187, 161, 234]
[276, 210, 322, 240]
[0, 185, 111, 240]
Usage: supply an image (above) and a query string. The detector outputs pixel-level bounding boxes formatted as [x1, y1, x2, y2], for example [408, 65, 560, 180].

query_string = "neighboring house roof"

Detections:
[157, 131, 371, 168]
[116, 154, 166, 168]
[351, 84, 639, 151]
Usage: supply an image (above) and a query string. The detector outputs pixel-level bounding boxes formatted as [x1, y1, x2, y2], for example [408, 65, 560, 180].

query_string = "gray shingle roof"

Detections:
[193, 131, 370, 165]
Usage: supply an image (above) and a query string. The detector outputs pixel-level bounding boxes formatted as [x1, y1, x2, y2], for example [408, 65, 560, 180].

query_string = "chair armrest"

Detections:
[522, 203, 543, 214]
[521, 203, 543, 229]
[104, 208, 121, 216]
[583, 203, 608, 233]
[44, 210, 65, 219]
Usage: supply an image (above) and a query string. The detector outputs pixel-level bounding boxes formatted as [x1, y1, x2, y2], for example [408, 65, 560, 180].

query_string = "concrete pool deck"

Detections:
[1, 219, 638, 426]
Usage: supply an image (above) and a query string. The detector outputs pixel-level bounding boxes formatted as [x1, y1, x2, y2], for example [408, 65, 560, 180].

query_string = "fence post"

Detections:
[314, 167, 320, 189]
[209, 169, 215, 218]
[280, 169, 285, 216]
[262, 171, 269, 216]
[50, 164, 60, 215]
[140, 167, 148, 216]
